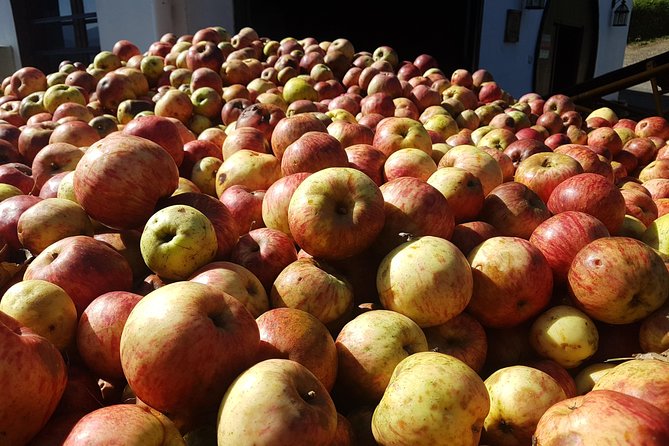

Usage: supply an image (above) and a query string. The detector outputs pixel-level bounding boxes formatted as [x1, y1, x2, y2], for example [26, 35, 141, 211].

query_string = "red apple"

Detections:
[479, 181, 551, 239]
[229, 227, 299, 293]
[219, 185, 265, 235]
[122, 115, 185, 167]
[288, 167, 385, 260]
[467, 236, 553, 328]
[73, 134, 179, 230]
[344, 143, 386, 186]
[256, 307, 338, 391]
[547, 173, 626, 235]
[533, 390, 669, 445]
[450, 221, 499, 256]
[261, 172, 311, 238]
[0, 162, 34, 194]
[529, 211, 610, 284]
[568, 236, 669, 324]
[514, 151, 584, 204]
[270, 112, 328, 161]
[423, 312, 487, 373]
[281, 131, 349, 176]
[0, 312, 67, 446]
[24, 235, 134, 315]
[120, 281, 259, 430]
[373, 177, 454, 256]
[76, 290, 143, 381]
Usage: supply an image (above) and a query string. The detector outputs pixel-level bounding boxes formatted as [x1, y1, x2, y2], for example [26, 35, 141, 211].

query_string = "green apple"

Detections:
[43, 84, 86, 114]
[482, 365, 567, 445]
[215, 149, 281, 197]
[282, 77, 318, 104]
[642, 212, 669, 256]
[190, 156, 222, 196]
[423, 113, 459, 140]
[0, 279, 77, 351]
[529, 305, 599, 369]
[372, 351, 489, 445]
[0, 184, 23, 202]
[335, 309, 428, 404]
[93, 50, 122, 72]
[140, 204, 218, 280]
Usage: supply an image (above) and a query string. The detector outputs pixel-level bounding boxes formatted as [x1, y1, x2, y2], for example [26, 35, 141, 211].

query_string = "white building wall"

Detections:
[0, 1, 20, 78]
[478, 0, 544, 99]
[478, 0, 631, 99]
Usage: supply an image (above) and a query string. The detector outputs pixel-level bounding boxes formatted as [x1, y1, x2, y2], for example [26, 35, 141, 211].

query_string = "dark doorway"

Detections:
[233, 0, 484, 75]
[551, 24, 583, 93]
[534, 0, 598, 96]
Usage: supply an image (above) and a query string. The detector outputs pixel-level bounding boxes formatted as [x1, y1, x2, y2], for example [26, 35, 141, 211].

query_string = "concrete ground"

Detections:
[618, 36, 669, 116]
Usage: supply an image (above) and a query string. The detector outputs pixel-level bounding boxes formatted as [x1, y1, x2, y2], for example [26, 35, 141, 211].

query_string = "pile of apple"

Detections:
[1, 24, 669, 446]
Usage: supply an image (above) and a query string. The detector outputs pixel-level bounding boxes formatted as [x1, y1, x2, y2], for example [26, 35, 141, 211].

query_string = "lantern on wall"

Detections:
[525, 0, 546, 9]
[612, 0, 630, 27]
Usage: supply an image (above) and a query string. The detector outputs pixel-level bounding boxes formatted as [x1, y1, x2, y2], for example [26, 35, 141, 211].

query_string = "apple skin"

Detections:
[281, 130, 349, 176]
[478, 181, 551, 240]
[529, 305, 599, 369]
[529, 211, 610, 284]
[76, 290, 143, 381]
[189, 261, 269, 318]
[62, 404, 185, 446]
[261, 172, 311, 238]
[621, 188, 658, 227]
[216, 358, 337, 446]
[467, 236, 553, 328]
[17, 197, 94, 255]
[0, 312, 68, 446]
[533, 390, 669, 446]
[122, 115, 185, 167]
[514, 151, 584, 204]
[373, 176, 454, 257]
[256, 308, 337, 392]
[553, 143, 614, 181]
[377, 235, 473, 328]
[372, 116, 432, 158]
[568, 236, 669, 324]
[334, 309, 428, 404]
[527, 359, 578, 399]
[372, 351, 490, 446]
[74, 134, 179, 230]
[288, 167, 385, 260]
[547, 172, 626, 235]
[140, 204, 218, 281]
[482, 365, 566, 446]
[344, 143, 386, 186]
[271, 257, 354, 329]
[592, 358, 669, 415]
[121, 281, 260, 431]
[0, 194, 42, 250]
[450, 221, 499, 256]
[31, 142, 85, 192]
[427, 167, 485, 223]
[160, 192, 239, 261]
[229, 227, 298, 294]
[24, 235, 134, 316]
[423, 312, 487, 373]
[639, 303, 669, 353]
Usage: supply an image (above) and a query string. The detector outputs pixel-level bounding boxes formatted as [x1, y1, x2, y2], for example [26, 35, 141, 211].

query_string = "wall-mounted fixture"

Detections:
[525, 0, 546, 9]
[612, 0, 630, 27]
